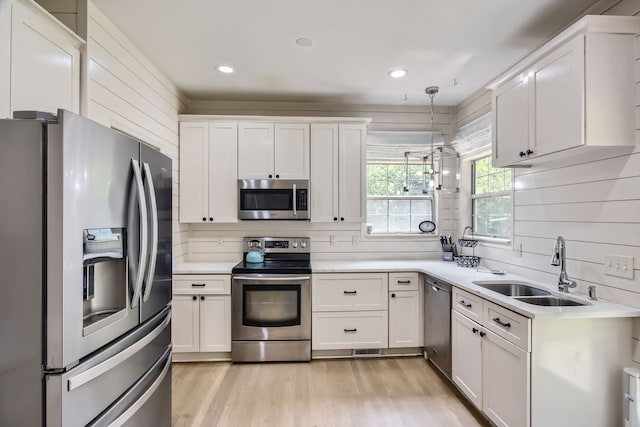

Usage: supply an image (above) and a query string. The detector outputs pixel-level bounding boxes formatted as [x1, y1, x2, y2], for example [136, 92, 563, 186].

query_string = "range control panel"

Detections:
[244, 237, 310, 253]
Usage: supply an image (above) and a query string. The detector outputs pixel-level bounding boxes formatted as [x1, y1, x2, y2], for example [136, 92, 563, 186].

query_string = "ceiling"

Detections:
[92, 0, 603, 107]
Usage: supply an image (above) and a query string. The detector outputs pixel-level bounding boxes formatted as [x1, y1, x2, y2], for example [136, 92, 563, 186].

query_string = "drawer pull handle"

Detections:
[344, 328, 357, 333]
[458, 300, 472, 309]
[343, 290, 357, 295]
[493, 317, 511, 328]
[397, 280, 411, 284]
[191, 283, 206, 287]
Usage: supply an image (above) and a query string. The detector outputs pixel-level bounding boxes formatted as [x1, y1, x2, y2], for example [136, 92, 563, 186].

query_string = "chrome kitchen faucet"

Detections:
[550, 236, 577, 293]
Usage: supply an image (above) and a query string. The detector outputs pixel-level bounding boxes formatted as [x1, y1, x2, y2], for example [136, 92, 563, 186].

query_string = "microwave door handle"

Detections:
[142, 163, 159, 302]
[130, 159, 148, 308]
[293, 184, 297, 216]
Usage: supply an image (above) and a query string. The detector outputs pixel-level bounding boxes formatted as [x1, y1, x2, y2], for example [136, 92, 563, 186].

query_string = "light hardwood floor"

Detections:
[172, 357, 489, 427]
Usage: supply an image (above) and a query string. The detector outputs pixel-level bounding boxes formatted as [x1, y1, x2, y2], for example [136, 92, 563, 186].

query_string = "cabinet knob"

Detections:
[209, 217, 213, 222]
[391, 293, 396, 298]
[472, 327, 478, 334]
[268, 174, 273, 178]
[519, 151, 526, 157]
[526, 149, 534, 155]
[202, 217, 207, 222]
[200, 296, 205, 301]
[333, 217, 338, 221]
[340, 217, 345, 221]
[275, 174, 280, 178]
[192, 296, 197, 300]
[479, 331, 486, 338]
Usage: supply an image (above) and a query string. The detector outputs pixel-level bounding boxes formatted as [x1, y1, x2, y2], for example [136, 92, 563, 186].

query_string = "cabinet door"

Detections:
[310, 124, 339, 222]
[274, 123, 310, 179]
[238, 123, 274, 179]
[388, 290, 421, 348]
[179, 122, 209, 223]
[10, 0, 81, 115]
[530, 35, 585, 158]
[338, 124, 366, 222]
[199, 295, 231, 352]
[172, 295, 200, 353]
[208, 123, 238, 223]
[483, 329, 530, 427]
[452, 310, 483, 409]
[312, 311, 388, 350]
[312, 273, 388, 312]
[492, 74, 529, 167]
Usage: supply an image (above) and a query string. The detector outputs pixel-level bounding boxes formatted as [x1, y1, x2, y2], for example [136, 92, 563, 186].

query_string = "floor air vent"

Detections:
[352, 348, 381, 357]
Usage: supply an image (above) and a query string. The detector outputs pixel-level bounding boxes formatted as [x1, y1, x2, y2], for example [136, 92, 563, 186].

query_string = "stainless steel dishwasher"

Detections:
[424, 275, 452, 379]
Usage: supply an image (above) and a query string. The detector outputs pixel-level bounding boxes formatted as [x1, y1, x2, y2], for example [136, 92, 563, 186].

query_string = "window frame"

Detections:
[470, 155, 513, 241]
[365, 161, 435, 236]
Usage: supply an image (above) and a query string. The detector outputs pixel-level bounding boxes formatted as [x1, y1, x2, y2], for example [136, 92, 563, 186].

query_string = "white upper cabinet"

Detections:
[311, 123, 366, 223]
[490, 16, 640, 167]
[5, 0, 83, 117]
[179, 121, 238, 223]
[238, 122, 309, 179]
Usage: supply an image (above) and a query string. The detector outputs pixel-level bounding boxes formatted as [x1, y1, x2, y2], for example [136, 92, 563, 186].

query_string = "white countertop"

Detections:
[172, 259, 640, 320]
[173, 261, 238, 274]
[313, 260, 640, 320]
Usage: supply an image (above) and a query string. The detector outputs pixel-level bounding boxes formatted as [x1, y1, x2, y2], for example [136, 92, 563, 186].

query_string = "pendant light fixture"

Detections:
[424, 86, 439, 194]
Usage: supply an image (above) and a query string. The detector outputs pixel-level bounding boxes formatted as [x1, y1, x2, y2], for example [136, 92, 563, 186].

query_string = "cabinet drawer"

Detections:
[452, 287, 483, 322]
[389, 272, 420, 291]
[312, 311, 388, 350]
[484, 301, 531, 352]
[173, 274, 231, 295]
[312, 273, 388, 311]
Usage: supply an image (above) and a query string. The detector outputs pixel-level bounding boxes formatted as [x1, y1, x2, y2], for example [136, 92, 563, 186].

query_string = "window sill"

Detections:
[474, 235, 512, 246]
[364, 232, 439, 240]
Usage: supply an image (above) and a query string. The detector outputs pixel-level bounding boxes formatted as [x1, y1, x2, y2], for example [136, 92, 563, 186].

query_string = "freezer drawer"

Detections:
[45, 308, 171, 427]
[89, 348, 171, 427]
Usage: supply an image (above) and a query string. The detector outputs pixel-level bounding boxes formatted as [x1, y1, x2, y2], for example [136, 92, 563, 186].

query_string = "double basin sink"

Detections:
[472, 281, 590, 306]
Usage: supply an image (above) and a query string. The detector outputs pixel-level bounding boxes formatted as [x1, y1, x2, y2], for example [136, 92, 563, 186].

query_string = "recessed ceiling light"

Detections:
[217, 65, 235, 74]
[388, 69, 407, 79]
[296, 37, 313, 47]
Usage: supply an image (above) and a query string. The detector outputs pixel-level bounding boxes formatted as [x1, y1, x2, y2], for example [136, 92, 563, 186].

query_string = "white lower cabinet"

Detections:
[452, 289, 530, 427]
[312, 273, 388, 351]
[312, 311, 388, 350]
[172, 275, 231, 357]
[388, 272, 422, 348]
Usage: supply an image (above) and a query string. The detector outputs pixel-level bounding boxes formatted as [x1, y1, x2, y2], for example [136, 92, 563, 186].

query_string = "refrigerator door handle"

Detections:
[66, 302, 171, 391]
[107, 347, 171, 427]
[131, 159, 148, 308]
[142, 162, 159, 302]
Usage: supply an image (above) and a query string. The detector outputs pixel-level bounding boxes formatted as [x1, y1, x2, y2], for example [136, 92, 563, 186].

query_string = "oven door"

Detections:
[232, 275, 311, 340]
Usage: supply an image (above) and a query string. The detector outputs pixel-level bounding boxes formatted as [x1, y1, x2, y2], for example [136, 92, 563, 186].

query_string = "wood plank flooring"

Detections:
[172, 357, 489, 427]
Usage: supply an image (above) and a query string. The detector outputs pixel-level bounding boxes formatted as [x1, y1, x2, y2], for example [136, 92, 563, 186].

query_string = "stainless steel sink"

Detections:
[513, 296, 589, 307]
[472, 281, 552, 297]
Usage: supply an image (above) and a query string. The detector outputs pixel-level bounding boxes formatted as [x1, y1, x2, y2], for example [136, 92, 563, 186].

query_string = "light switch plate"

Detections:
[604, 254, 634, 279]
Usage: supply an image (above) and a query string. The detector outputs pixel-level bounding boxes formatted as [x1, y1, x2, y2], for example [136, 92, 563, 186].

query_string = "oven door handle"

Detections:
[232, 275, 311, 281]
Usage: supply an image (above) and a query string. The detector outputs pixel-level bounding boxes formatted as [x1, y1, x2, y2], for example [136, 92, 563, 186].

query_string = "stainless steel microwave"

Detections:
[238, 179, 310, 220]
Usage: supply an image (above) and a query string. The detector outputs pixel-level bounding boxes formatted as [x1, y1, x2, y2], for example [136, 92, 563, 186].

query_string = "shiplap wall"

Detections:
[84, 1, 190, 266]
[182, 101, 456, 262]
[462, 0, 640, 307]
[454, 0, 640, 360]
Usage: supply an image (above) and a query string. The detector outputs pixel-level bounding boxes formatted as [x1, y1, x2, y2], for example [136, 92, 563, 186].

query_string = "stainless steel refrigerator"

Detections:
[0, 110, 173, 426]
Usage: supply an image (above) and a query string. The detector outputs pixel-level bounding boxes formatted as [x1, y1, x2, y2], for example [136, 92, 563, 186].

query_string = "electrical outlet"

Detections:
[329, 235, 336, 247]
[604, 254, 634, 279]
[515, 243, 523, 258]
[352, 235, 358, 247]
[217, 236, 223, 246]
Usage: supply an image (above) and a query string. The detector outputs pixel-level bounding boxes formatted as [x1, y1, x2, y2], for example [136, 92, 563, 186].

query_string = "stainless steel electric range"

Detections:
[231, 237, 311, 362]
